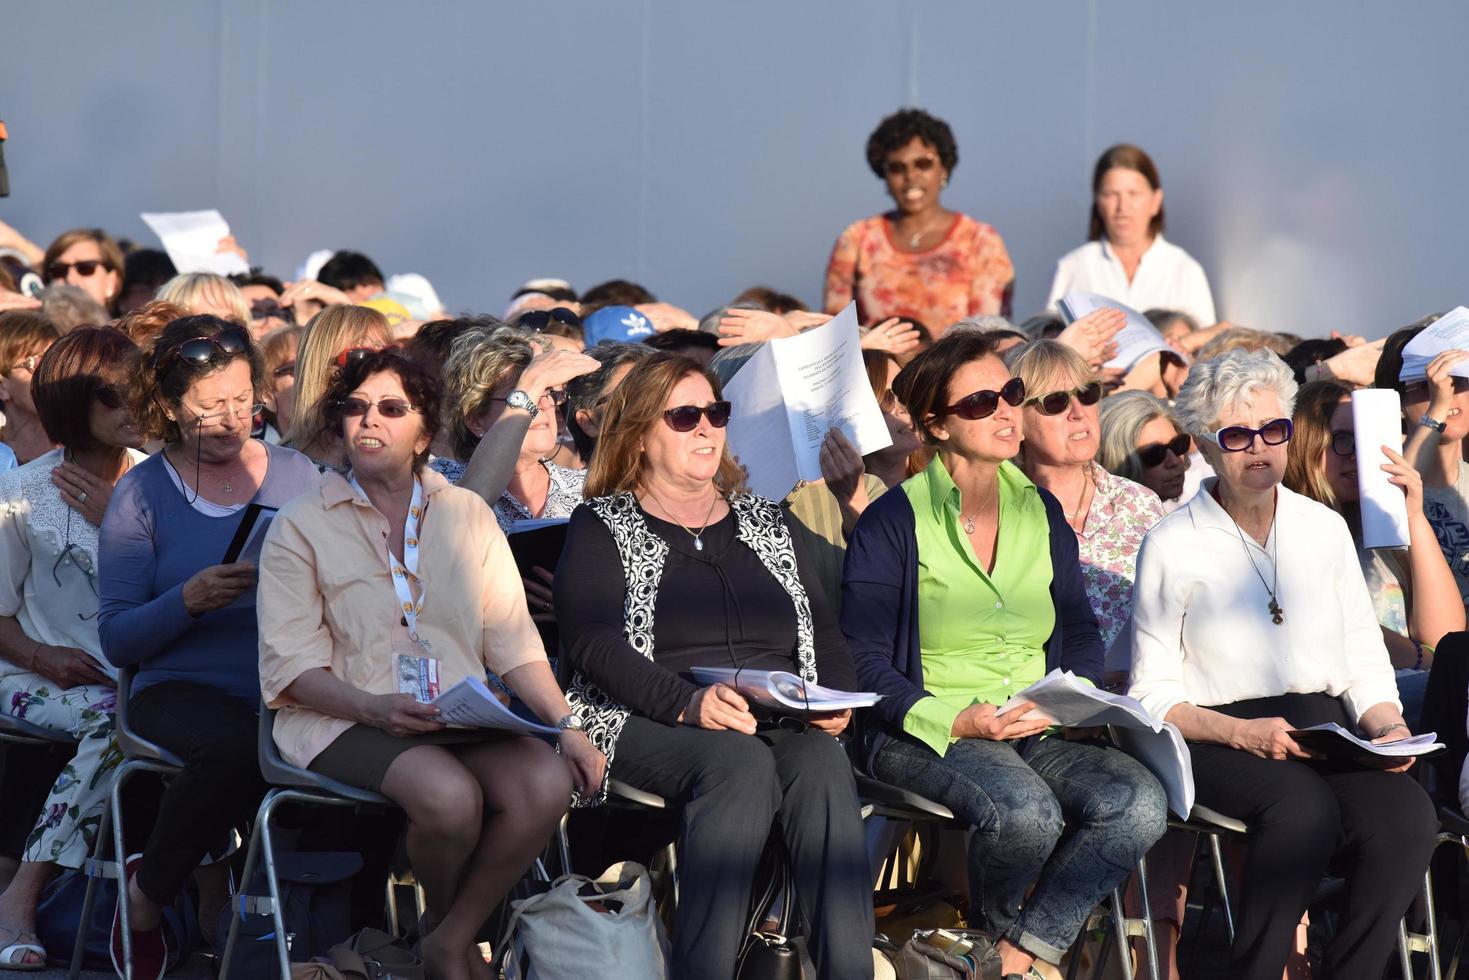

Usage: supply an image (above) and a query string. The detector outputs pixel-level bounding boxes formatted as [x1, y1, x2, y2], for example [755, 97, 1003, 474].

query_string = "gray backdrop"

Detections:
[2, 1, 1465, 337]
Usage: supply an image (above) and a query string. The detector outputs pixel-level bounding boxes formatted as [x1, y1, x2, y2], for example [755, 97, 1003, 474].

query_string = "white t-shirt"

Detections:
[1047, 235, 1216, 328]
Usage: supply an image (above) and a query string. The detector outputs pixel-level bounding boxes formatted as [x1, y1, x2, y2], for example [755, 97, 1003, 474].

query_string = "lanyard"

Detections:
[352, 475, 427, 645]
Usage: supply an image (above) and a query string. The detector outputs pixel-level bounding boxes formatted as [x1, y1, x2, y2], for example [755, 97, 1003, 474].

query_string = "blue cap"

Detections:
[583, 305, 654, 347]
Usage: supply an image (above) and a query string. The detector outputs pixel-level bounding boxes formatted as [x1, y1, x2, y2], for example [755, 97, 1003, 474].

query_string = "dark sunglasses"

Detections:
[884, 156, 938, 178]
[45, 260, 106, 280]
[337, 395, 419, 419]
[334, 345, 381, 370]
[663, 401, 732, 432]
[518, 307, 583, 332]
[155, 328, 251, 374]
[1026, 382, 1103, 416]
[1405, 377, 1469, 396]
[937, 378, 1026, 421]
[93, 385, 126, 410]
[249, 299, 292, 323]
[1203, 417, 1293, 452]
[1136, 433, 1191, 468]
[272, 360, 296, 380]
[1330, 430, 1355, 458]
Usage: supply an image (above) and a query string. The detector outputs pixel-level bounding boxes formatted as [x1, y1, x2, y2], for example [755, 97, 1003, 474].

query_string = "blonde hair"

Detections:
[441, 325, 539, 461]
[1195, 326, 1293, 362]
[1002, 339, 1094, 398]
[285, 305, 393, 454]
[1283, 379, 1355, 511]
[156, 273, 252, 328]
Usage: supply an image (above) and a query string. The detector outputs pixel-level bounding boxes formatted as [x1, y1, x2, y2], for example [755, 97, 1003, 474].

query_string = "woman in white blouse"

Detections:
[1046, 145, 1216, 328]
[0, 328, 147, 971]
[1128, 348, 1436, 980]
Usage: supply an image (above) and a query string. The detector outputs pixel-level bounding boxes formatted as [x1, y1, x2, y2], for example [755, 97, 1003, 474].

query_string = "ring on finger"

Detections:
[78, 491, 88, 504]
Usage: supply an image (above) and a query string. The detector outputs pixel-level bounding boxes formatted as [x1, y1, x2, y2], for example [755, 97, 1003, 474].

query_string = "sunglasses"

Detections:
[1405, 377, 1469, 397]
[93, 385, 125, 410]
[45, 260, 107, 280]
[1201, 417, 1293, 452]
[518, 307, 582, 332]
[884, 156, 938, 178]
[249, 299, 292, 322]
[1137, 433, 1191, 468]
[1330, 430, 1355, 458]
[937, 378, 1026, 421]
[663, 401, 732, 431]
[272, 360, 296, 380]
[155, 328, 251, 375]
[338, 395, 419, 419]
[1026, 382, 1103, 416]
[334, 346, 381, 370]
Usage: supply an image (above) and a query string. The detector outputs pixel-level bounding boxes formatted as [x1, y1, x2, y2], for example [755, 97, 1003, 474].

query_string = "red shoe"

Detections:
[110, 854, 170, 980]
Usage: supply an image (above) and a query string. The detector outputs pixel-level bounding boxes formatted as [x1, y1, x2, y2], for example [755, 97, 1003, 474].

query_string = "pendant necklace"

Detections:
[1226, 506, 1285, 624]
[644, 488, 721, 552]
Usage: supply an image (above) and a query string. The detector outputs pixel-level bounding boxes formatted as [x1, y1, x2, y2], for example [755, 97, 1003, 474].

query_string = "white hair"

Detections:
[947, 315, 1016, 336]
[1174, 347, 1298, 438]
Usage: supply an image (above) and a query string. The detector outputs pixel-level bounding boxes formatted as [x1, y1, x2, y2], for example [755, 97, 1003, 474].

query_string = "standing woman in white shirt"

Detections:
[1128, 348, 1436, 980]
[1047, 145, 1216, 328]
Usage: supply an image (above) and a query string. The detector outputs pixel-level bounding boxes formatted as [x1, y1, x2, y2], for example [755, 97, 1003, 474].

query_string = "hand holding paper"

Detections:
[1397, 306, 1469, 382]
[140, 210, 250, 276]
[1351, 389, 1410, 549]
[1056, 293, 1182, 373]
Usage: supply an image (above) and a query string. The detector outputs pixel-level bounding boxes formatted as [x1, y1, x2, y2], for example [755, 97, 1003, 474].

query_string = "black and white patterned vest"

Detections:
[565, 491, 817, 806]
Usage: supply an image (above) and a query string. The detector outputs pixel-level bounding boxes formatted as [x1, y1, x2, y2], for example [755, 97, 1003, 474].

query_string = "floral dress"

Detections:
[1072, 465, 1166, 667]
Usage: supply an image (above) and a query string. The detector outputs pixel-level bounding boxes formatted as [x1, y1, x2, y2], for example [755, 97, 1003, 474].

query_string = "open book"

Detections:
[1057, 292, 1183, 373]
[431, 677, 560, 735]
[1288, 723, 1443, 768]
[999, 669, 1194, 817]
[688, 667, 882, 714]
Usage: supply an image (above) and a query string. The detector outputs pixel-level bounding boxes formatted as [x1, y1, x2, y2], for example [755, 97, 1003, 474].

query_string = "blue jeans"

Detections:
[873, 733, 1167, 963]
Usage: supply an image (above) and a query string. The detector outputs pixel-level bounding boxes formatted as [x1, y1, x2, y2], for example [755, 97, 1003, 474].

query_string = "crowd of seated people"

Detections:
[0, 107, 1462, 980]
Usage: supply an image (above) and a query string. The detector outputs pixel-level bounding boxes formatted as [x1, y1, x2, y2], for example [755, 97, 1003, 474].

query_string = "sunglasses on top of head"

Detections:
[935, 378, 1026, 421]
[334, 345, 383, 370]
[1025, 381, 1103, 416]
[155, 327, 251, 374]
[45, 260, 107, 280]
[1200, 418, 1293, 452]
[663, 401, 732, 432]
[518, 307, 582, 332]
[1136, 433, 1191, 468]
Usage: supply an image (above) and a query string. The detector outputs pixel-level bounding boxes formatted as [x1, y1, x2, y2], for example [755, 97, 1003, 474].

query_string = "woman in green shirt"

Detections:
[843, 332, 1167, 980]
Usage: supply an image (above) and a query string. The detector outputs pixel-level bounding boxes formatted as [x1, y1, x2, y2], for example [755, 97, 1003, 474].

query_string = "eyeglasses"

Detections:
[272, 360, 296, 380]
[1201, 417, 1293, 452]
[518, 307, 583, 332]
[334, 346, 381, 370]
[663, 401, 732, 432]
[190, 402, 267, 426]
[1330, 430, 1355, 458]
[337, 395, 419, 419]
[1136, 433, 1191, 468]
[155, 328, 251, 375]
[884, 156, 938, 178]
[93, 385, 125, 410]
[1026, 382, 1103, 416]
[45, 260, 107, 280]
[1405, 377, 1469, 397]
[937, 378, 1026, 421]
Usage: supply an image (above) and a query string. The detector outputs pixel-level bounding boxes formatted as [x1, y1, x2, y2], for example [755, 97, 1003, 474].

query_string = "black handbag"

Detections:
[735, 839, 802, 980]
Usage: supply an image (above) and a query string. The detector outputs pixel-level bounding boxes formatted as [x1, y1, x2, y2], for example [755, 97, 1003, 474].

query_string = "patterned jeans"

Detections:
[0, 672, 118, 869]
[873, 733, 1167, 963]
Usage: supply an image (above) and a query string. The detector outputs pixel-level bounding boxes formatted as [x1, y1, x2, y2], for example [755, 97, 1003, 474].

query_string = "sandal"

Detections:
[0, 925, 45, 972]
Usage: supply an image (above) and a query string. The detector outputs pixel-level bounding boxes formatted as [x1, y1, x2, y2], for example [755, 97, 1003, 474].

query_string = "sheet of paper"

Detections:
[688, 666, 882, 712]
[997, 669, 1159, 731]
[723, 341, 804, 499]
[1113, 723, 1195, 818]
[1057, 292, 1175, 372]
[1289, 722, 1442, 762]
[1351, 389, 1411, 549]
[432, 677, 560, 734]
[140, 209, 249, 276]
[1398, 306, 1469, 381]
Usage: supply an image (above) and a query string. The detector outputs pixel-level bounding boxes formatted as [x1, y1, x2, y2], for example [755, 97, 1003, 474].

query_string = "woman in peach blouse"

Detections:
[824, 108, 1014, 333]
[258, 348, 604, 980]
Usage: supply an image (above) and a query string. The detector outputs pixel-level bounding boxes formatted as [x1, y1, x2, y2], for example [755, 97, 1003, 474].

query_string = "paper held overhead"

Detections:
[722, 303, 892, 500]
[1398, 306, 1469, 381]
[140, 209, 250, 276]
[1056, 292, 1184, 373]
[1351, 389, 1410, 549]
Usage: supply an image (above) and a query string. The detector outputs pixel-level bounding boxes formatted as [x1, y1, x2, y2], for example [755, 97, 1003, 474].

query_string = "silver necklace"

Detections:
[644, 489, 721, 552]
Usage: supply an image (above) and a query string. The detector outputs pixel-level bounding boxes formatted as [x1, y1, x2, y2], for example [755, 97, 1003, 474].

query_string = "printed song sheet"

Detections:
[140, 209, 250, 276]
[1398, 306, 1469, 381]
[1057, 292, 1177, 372]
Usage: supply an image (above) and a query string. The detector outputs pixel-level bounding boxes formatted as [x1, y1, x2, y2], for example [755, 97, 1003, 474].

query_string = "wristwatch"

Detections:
[556, 713, 585, 733]
[1419, 413, 1447, 433]
[505, 389, 539, 420]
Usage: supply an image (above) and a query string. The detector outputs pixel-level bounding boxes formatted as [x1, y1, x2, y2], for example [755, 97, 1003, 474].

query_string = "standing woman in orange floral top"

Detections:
[824, 108, 1015, 333]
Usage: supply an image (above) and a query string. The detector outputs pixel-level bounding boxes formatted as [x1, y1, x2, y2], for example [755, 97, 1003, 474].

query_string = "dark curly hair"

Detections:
[321, 348, 441, 472]
[133, 315, 267, 443]
[865, 108, 959, 180]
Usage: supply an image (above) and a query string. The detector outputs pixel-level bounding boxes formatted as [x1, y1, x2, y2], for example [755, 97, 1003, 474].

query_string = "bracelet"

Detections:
[1374, 722, 1409, 739]
[1412, 639, 1425, 672]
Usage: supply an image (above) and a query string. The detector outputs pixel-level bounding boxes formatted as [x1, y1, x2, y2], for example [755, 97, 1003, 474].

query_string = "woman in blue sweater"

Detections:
[98, 315, 319, 980]
[842, 332, 1165, 980]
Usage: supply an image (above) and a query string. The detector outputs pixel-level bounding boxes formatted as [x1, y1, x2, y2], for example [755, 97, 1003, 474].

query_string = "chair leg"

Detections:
[1207, 833, 1235, 946]
[1135, 854, 1161, 980]
[664, 841, 679, 911]
[112, 761, 136, 980]
[1427, 870, 1443, 980]
[67, 786, 113, 980]
[385, 872, 401, 939]
[256, 791, 294, 979]
[1402, 919, 1418, 980]
[218, 799, 267, 980]
[1109, 887, 1135, 980]
[555, 813, 572, 878]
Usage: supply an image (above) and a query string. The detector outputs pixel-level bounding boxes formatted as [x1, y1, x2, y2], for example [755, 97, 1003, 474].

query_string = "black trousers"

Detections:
[129, 681, 267, 905]
[612, 715, 875, 980]
[1190, 693, 1437, 980]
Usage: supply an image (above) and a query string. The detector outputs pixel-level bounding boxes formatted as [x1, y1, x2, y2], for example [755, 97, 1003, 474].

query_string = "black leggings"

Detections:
[129, 681, 267, 905]
[1190, 693, 1437, 980]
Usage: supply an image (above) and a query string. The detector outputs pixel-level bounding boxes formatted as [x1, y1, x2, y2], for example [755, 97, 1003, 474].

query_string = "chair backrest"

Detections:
[256, 703, 386, 806]
[113, 666, 185, 767]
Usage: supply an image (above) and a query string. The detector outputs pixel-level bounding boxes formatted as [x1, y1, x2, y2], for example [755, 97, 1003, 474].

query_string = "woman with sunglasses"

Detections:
[284, 304, 394, 468]
[259, 349, 602, 980]
[1004, 340, 1165, 677]
[1283, 379, 1463, 727]
[0, 311, 63, 467]
[842, 332, 1166, 980]
[1097, 391, 1194, 510]
[40, 229, 125, 317]
[823, 108, 1014, 330]
[0, 328, 147, 972]
[1128, 348, 1435, 980]
[556, 352, 873, 980]
[97, 315, 320, 979]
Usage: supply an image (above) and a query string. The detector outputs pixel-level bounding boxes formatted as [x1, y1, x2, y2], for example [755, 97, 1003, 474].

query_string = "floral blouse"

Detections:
[823, 212, 1014, 330]
[1073, 465, 1166, 656]
[429, 456, 586, 533]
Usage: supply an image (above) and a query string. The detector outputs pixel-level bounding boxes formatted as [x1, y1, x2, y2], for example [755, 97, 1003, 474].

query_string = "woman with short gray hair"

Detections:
[1128, 347, 1436, 979]
[1097, 391, 1192, 507]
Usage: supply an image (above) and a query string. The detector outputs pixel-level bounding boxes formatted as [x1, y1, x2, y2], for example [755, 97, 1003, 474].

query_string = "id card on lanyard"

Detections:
[352, 475, 439, 701]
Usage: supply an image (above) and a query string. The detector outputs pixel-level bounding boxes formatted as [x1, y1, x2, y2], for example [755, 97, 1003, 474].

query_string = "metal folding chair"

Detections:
[602, 778, 680, 909]
[68, 667, 185, 980]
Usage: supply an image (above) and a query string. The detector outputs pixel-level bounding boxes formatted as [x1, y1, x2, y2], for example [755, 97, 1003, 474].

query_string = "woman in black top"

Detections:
[555, 353, 873, 980]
